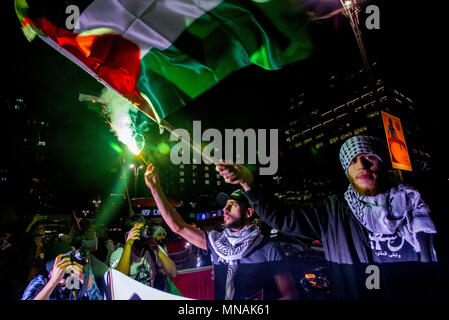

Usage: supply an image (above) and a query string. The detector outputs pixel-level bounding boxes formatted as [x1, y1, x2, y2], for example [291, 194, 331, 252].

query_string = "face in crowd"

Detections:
[222, 199, 253, 230]
[347, 153, 385, 196]
[155, 231, 166, 242]
[84, 224, 97, 240]
[33, 224, 46, 237]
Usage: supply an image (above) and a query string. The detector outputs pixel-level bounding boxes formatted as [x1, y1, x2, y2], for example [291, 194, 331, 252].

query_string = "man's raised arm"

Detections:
[216, 162, 323, 241]
[144, 164, 207, 250]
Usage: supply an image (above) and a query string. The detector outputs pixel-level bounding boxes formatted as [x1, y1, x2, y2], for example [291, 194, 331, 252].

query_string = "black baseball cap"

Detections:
[216, 189, 249, 207]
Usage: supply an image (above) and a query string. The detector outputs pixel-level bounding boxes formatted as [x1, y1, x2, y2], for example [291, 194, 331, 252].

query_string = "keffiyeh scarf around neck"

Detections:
[344, 183, 436, 253]
[208, 225, 263, 300]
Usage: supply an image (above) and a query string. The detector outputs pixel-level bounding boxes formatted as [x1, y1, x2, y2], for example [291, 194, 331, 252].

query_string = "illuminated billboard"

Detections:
[381, 111, 412, 171]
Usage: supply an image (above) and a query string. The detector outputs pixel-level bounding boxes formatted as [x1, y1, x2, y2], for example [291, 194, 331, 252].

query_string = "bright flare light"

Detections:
[109, 112, 142, 155]
[99, 87, 145, 156]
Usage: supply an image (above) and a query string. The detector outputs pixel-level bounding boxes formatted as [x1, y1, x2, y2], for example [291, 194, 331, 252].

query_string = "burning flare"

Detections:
[98, 87, 145, 155]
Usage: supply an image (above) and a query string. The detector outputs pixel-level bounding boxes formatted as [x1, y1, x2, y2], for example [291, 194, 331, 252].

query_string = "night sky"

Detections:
[4, 0, 446, 212]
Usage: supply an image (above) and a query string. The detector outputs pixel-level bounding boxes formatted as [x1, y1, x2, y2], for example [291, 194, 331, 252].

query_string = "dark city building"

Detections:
[1, 97, 55, 217]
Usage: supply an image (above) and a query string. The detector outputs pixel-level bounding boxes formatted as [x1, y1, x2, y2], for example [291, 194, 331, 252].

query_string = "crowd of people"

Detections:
[0, 135, 443, 300]
[0, 210, 178, 300]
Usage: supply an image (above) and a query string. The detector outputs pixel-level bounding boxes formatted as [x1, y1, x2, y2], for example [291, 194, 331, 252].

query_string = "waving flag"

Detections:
[16, 0, 312, 122]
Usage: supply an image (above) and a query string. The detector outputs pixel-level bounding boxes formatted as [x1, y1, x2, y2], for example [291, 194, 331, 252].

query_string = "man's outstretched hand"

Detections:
[215, 160, 254, 191]
[144, 164, 161, 191]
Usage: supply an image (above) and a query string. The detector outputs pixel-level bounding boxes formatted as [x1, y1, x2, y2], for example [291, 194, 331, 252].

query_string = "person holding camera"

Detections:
[21, 243, 103, 300]
[109, 215, 177, 288]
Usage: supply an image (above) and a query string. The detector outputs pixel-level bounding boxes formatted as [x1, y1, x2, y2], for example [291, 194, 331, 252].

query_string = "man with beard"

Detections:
[216, 135, 439, 299]
[109, 215, 177, 288]
[144, 164, 298, 300]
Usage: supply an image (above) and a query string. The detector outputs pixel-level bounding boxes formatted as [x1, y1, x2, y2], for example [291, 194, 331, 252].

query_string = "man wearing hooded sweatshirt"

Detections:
[216, 135, 439, 299]
[144, 164, 298, 300]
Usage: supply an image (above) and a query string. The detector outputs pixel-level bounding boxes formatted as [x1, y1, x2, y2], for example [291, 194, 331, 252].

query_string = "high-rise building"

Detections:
[1, 97, 55, 214]
[156, 161, 227, 213]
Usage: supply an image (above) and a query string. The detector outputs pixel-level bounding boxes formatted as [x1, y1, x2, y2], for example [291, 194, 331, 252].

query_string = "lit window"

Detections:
[180, 171, 184, 176]
[367, 111, 379, 118]
[180, 179, 184, 183]
[340, 132, 353, 140]
[205, 180, 209, 185]
[354, 126, 367, 135]
[329, 136, 339, 144]
[303, 138, 312, 145]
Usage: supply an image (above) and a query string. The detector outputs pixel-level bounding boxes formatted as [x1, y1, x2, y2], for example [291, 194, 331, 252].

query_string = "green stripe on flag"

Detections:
[138, 0, 312, 120]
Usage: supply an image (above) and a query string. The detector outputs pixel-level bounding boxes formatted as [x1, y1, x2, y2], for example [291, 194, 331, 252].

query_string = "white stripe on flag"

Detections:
[78, 0, 224, 57]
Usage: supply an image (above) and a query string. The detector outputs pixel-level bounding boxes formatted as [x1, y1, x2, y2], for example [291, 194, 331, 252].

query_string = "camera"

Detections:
[61, 248, 89, 280]
[45, 247, 90, 277]
[66, 247, 90, 265]
[138, 224, 152, 240]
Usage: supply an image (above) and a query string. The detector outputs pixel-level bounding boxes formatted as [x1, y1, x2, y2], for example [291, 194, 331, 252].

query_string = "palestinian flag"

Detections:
[16, 0, 312, 123]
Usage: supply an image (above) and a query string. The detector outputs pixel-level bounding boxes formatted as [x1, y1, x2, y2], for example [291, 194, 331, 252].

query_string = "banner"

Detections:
[91, 255, 191, 300]
[381, 111, 412, 171]
[170, 266, 215, 300]
[107, 268, 192, 300]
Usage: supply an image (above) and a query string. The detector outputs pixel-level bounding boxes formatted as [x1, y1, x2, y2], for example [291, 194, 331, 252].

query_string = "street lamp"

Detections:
[339, 0, 375, 86]
[129, 164, 144, 197]
[339, 0, 370, 72]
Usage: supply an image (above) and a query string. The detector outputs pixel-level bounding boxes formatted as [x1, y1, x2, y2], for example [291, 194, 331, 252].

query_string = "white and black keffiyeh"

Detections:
[208, 225, 263, 300]
[339, 135, 387, 176]
[344, 183, 437, 252]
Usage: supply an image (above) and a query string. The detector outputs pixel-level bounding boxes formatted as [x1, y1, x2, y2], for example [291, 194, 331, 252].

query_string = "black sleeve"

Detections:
[416, 232, 438, 262]
[266, 243, 290, 276]
[244, 183, 326, 241]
